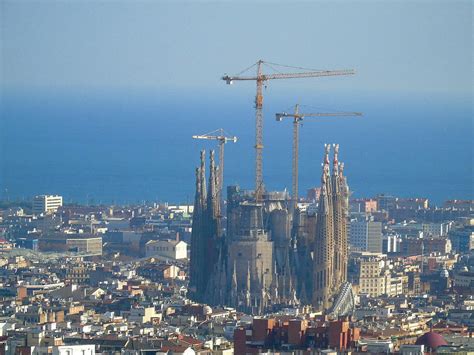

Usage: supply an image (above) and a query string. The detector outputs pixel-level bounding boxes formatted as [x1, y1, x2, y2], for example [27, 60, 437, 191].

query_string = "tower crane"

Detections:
[276, 104, 362, 210]
[222, 60, 355, 202]
[192, 128, 238, 197]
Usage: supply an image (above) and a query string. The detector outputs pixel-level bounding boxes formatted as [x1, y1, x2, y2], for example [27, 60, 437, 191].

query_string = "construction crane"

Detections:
[222, 60, 355, 202]
[192, 128, 238, 196]
[276, 104, 362, 210]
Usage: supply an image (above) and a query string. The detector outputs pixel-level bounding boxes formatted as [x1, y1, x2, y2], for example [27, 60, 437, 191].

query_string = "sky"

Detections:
[1, 0, 472, 95]
[0, 0, 472, 204]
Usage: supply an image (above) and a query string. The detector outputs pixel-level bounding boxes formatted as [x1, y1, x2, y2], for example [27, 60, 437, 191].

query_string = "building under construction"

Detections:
[189, 144, 353, 315]
[189, 60, 357, 314]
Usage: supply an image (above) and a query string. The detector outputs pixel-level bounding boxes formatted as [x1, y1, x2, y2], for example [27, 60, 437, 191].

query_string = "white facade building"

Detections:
[32, 195, 63, 215]
[145, 239, 187, 260]
[400, 344, 424, 355]
[32, 345, 95, 355]
[382, 234, 401, 253]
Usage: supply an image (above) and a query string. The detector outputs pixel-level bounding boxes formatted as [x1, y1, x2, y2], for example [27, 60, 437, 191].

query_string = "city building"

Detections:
[382, 234, 401, 253]
[66, 236, 103, 256]
[32, 195, 63, 215]
[396, 198, 429, 210]
[306, 187, 321, 202]
[453, 271, 474, 289]
[39, 234, 102, 256]
[358, 254, 390, 296]
[349, 217, 382, 252]
[400, 236, 452, 256]
[234, 316, 360, 353]
[350, 198, 378, 213]
[422, 222, 452, 237]
[0, 238, 14, 253]
[145, 239, 187, 260]
[32, 344, 95, 355]
[449, 220, 474, 252]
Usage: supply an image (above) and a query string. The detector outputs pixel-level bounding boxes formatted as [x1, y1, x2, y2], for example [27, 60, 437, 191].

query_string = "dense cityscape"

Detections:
[1, 57, 473, 355]
[2, 0, 472, 354]
[0, 169, 472, 354]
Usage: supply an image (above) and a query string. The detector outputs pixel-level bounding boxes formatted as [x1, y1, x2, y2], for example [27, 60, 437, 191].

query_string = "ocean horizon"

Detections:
[1, 88, 472, 206]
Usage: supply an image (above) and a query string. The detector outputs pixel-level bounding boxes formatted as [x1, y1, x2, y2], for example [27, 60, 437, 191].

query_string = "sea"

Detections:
[0, 88, 472, 206]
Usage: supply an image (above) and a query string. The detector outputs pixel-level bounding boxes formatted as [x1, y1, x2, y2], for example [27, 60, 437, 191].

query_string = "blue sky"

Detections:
[1, 0, 472, 95]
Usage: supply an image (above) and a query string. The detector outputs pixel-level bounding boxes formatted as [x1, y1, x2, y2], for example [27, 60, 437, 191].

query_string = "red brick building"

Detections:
[234, 316, 360, 353]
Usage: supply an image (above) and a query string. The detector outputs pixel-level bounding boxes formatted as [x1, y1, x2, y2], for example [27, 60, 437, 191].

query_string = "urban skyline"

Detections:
[0, 1, 472, 354]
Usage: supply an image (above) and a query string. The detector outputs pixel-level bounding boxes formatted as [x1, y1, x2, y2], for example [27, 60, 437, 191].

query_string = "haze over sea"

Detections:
[1, 1, 472, 205]
[1, 88, 472, 205]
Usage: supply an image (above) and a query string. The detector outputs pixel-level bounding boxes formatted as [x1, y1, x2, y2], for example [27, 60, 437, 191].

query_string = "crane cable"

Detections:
[232, 60, 327, 77]
[233, 61, 259, 76]
[264, 61, 327, 72]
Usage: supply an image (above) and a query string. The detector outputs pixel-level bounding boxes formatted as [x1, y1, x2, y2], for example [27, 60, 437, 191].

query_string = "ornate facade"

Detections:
[189, 145, 350, 314]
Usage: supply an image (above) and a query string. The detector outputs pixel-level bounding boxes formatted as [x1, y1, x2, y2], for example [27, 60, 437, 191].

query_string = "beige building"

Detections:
[388, 275, 405, 296]
[66, 236, 102, 256]
[127, 306, 161, 324]
[358, 255, 390, 296]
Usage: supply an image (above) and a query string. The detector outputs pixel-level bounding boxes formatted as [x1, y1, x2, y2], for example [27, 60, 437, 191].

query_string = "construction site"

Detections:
[189, 60, 361, 315]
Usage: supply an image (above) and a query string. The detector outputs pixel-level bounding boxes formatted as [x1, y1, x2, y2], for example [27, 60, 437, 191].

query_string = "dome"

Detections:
[415, 331, 448, 350]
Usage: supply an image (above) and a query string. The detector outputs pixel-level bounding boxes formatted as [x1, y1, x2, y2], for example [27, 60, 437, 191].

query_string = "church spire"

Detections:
[208, 150, 216, 207]
[324, 143, 331, 165]
[245, 261, 251, 309]
[189, 167, 202, 296]
[260, 272, 267, 313]
[246, 261, 251, 291]
[232, 260, 238, 290]
[320, 144, 331, 213]
[200, 150, 207, 208]
[332, 144, 339, 176]
[312, 144, 350, 310]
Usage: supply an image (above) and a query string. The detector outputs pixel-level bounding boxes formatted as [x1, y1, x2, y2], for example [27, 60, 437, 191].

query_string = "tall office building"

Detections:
[350, 217, 383, 253]
[32, 195, 63, 215]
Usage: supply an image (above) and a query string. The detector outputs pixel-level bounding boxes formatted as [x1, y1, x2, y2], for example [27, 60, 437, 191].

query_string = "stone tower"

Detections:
[189, 150, 222, 302]
[312, 144, 350, 310]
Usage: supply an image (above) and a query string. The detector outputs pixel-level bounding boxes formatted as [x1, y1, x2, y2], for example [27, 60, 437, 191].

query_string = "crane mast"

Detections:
[292, 104, 300, 212]
[276, 105, 362, 210]
[223, 60, 355, 202]
[255, 60, 264, 201]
